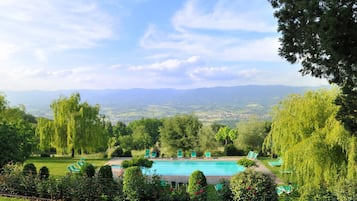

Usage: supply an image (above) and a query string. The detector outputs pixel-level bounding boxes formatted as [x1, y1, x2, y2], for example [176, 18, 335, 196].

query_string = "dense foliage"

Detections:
[237, 158, 256, 168]
[270, 0, 357, 136]
[123, 166, 145, 200]
[264, 89, 357, 196]
[187, 170, 208, 201]
[160, 115, 202, 156]
[230, 170, 278, 201]
[121, 157, 153, 168]
[22, 163, 37, 176]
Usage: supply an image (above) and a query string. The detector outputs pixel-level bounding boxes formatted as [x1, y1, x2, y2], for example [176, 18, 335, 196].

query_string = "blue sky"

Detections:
[0, 0, 328, 91]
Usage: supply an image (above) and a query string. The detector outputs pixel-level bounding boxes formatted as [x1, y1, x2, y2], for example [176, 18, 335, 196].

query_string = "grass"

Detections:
[0, 197, 28, 201]
[26, 155, 108, 177]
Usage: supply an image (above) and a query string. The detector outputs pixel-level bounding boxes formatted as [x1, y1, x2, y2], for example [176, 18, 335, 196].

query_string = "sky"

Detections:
[0, 0, 328, 91]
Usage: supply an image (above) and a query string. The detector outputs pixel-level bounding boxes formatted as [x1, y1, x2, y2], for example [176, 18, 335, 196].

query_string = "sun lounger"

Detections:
[177, 150, 183, 158]
[67, 164, 80, 173]
[268, 158, 283, 167]
[205, 151, 211, 159]
[191, 151, 197, 158]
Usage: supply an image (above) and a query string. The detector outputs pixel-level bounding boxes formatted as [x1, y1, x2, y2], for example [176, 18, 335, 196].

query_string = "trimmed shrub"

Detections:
[23, 163, 37, 176]
[187, 170, 208, 201]
[230, 169, 277, 201]
[80, 163, 95, 178]
[98, 165, 113, 180]
[39, 166, 50, 180]
[123, 166, 145, 200]
[237, 157, 256, 167]
[121, 157, 153, 168]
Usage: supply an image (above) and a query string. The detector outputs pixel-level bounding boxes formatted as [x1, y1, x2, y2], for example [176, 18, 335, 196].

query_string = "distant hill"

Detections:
[2, 85, 325, 126]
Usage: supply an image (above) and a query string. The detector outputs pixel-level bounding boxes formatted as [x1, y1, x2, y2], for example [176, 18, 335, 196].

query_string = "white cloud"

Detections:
[0, 0, 114, 59]
[172, 0, 276, 32]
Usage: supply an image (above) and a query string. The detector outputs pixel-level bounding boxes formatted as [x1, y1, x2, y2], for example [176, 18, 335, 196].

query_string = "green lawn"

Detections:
[26, 155, 109, 177]
[0, 197, 28, 201]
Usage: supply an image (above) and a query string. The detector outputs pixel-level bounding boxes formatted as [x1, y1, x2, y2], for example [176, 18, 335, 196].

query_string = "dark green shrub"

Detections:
[39, 166, 49, 180]
[187, 170, 208, 201]
[224, 144, 244, 156]
[111, 146, 123, 157]
[123, 150, 132, 157]
[230, 169, 278, 201]
[40, 153, 51, 157]
[121, 157, 153, 168]
[123, 166, 145, 200]
[237, 157, 256, 167]
[335, 179, 357, 201]
[80, 163, 95, 178]
[98, 165, 113, 180]
[23, 163, 37, 176]
[216, 179, 232, 201]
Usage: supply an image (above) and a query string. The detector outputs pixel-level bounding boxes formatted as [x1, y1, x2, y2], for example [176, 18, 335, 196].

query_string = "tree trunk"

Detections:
[71, 148, 75, 158]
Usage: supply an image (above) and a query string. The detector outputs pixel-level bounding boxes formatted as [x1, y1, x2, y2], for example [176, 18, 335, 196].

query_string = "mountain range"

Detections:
[2, 85, 325, 126]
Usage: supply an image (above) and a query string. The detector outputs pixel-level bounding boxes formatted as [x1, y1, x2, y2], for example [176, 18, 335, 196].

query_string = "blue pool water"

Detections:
[114, 160, 245, 176]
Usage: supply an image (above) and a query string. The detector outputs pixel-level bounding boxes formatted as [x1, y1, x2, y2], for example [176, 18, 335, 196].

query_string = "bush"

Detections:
[335, 179, 357, 201]
[80, 163, 96, 178]
[23, 163, 37, 176]
[216, 179, 232, 201]
[40, 153, 51, 157]
[230, 169, 277, 201]
[224, 144, 244, 156]
[98, 165, 113, 180]
[237, 157, 256, 167]
[300, 186, 337, 201]
[39, 166, 49, 180]
[110, 146, 123, 157]
[123, 166, 145, 200]
[187, 170, 208, 201]
[121, 157, 153, 168]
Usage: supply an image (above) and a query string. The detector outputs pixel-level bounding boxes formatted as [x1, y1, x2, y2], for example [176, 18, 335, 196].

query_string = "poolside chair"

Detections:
[177, 150, 183, 158]
[268, 157, 283, 167]
[247, 151, 258, 160]
[77, 160, 86, 168]
[151, 151, 157, 158]
[191, 150, 197, 158]
[144, 149, 150, 158]
[214, 183, 223, 191]
[67, 164, 80, 173]
[276, 184, 293, 196]
[205, 151, 211, 159]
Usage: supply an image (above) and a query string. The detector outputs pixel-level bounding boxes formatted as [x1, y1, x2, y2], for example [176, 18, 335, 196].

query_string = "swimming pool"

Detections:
[114, 160, 245, 176]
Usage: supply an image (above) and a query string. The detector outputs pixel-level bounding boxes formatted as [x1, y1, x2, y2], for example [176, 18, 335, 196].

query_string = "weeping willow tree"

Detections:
[263, 89, 357, 194]
[48, 93, 107, 157]
[36, 117, 54, 153]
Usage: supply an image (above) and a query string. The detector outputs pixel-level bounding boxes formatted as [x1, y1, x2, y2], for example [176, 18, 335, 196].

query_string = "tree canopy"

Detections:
[47, 93, 107, 157]
[270, 0, 357, 135]
[160, 114, 202, 155]
[263, 89, 357, 195]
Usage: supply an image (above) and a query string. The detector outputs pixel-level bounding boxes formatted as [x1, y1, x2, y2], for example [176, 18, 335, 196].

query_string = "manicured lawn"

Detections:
[0, 197, 28, 201]
[26, 155, 109, 177]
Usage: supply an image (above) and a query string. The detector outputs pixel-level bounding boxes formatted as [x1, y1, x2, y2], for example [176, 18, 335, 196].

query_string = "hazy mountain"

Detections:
[2, 85, 324, 126]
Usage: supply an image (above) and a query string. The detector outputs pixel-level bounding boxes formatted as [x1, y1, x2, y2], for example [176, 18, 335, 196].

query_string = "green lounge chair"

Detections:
[214, 183, 223, 191]
[268, 158, 283, 167]
[144, 149, 150, 158]
[205, 151, 211, 158]
[191, 151, 197, 158]
[77, 160, 85, 167]
[67, 164, 80, 173]
[276, 185, 293, 196]
[151, 151, 157, 158]
[247, 151, 258, 160]
[177, 150, 183, 158]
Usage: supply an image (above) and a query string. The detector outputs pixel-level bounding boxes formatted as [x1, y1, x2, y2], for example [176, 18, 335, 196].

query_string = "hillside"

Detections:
[3, 85, 323, 126]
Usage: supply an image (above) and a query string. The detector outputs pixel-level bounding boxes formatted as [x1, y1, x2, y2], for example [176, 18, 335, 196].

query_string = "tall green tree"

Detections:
[128, 118, 162, 148]
[160, 114, 202, 155]
[199, 125, 219, 152]
[215, 126, 238, 146]
[235, 119, 269, 153]
[270, 0, 357, 135]
[263, 89, 356, 196]
[35, 117, 54, 153]
[50, 93, 107, 157]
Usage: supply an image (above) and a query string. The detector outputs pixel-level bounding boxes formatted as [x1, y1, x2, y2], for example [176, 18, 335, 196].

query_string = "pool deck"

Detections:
[107, 157, 283, 184]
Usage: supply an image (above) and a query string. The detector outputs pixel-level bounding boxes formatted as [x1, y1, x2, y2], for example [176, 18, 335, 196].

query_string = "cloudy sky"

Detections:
[0, 0, 328, 91]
